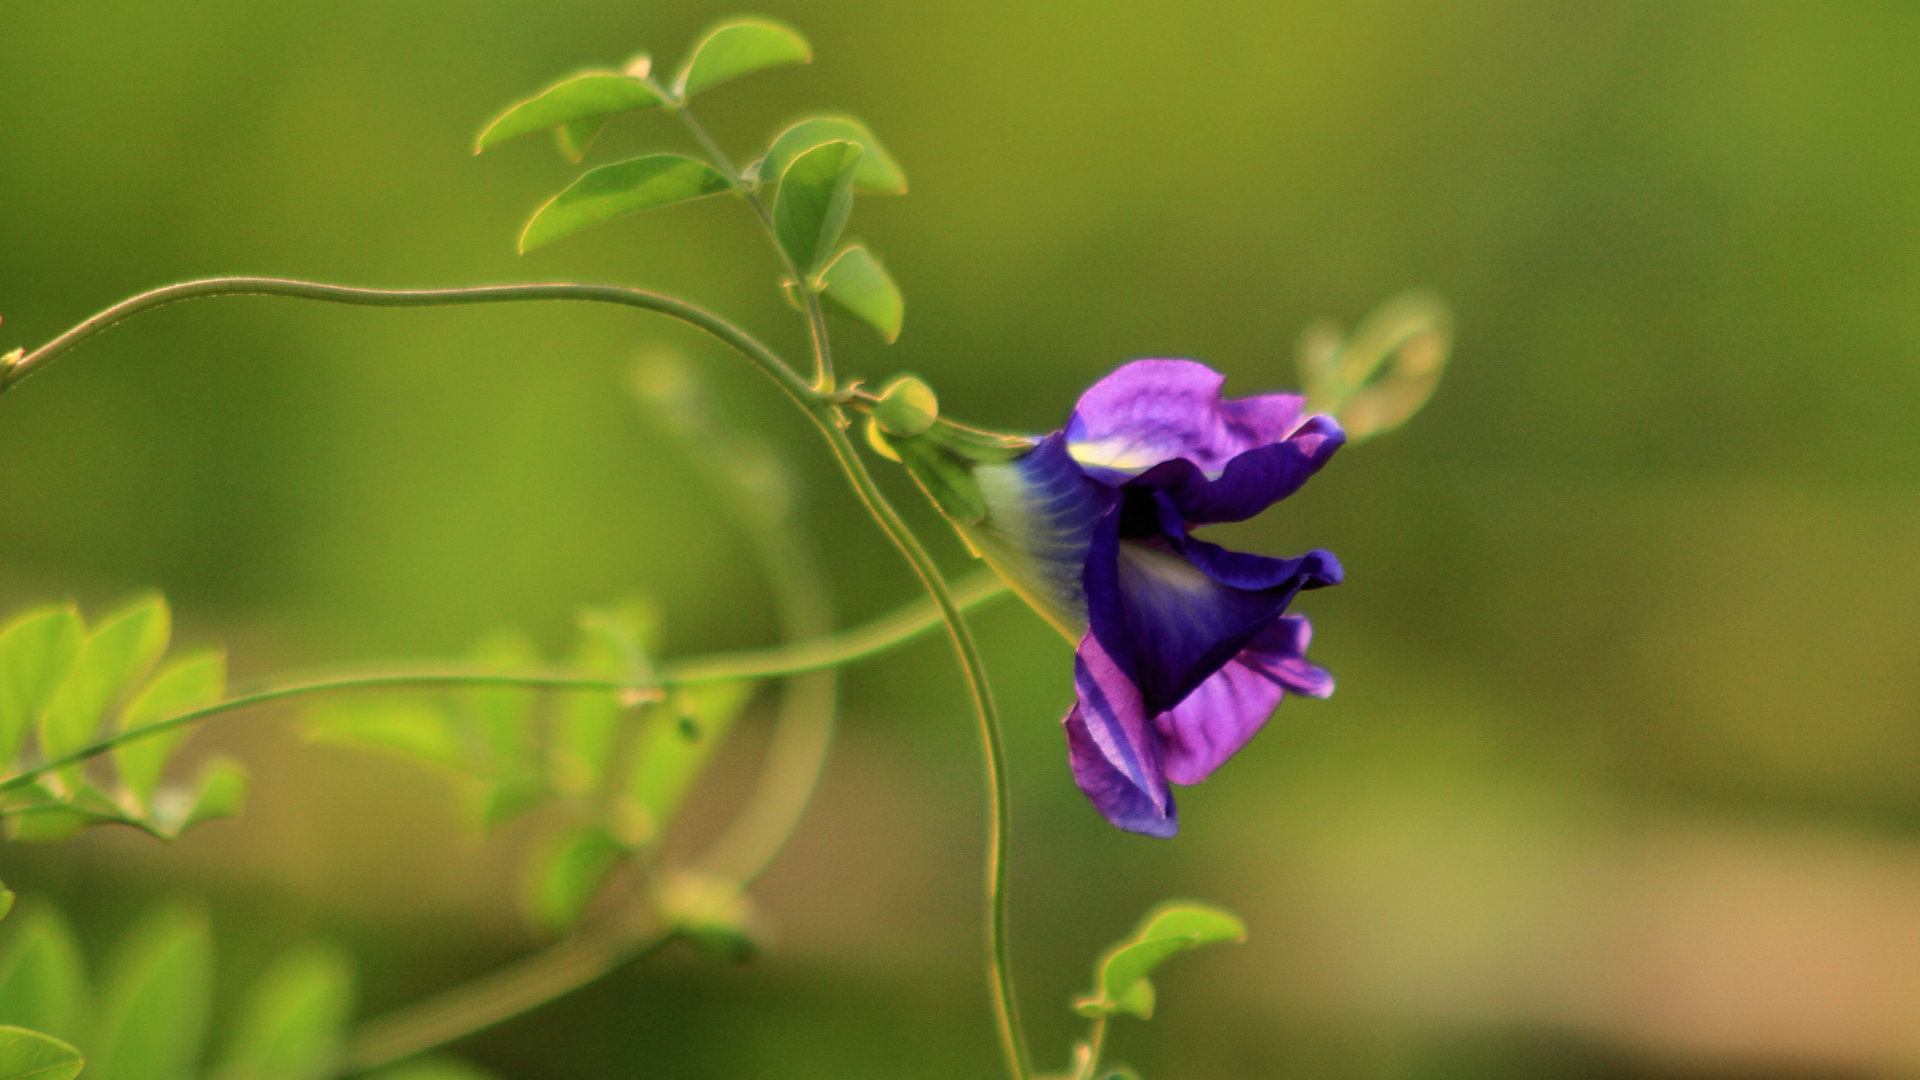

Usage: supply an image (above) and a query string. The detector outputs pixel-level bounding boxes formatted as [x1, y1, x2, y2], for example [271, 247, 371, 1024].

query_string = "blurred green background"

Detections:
[6, 1, 1920, 1077]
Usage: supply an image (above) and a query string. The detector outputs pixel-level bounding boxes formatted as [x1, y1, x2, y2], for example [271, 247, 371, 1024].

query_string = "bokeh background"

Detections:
[5, 1, 1920, 1077]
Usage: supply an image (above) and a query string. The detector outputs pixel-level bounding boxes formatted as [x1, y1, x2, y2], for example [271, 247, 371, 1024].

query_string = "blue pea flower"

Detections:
[871, 360, 1343, 837]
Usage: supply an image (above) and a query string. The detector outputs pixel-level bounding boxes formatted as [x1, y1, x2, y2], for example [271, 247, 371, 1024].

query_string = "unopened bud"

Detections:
[872, 374, 938, 437]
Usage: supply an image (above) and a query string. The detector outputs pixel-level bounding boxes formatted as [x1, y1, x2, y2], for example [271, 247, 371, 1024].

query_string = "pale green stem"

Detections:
[0, 278, 821, 408]
[667, 95, 1033, 1080]
[0, 572, 1007, 800]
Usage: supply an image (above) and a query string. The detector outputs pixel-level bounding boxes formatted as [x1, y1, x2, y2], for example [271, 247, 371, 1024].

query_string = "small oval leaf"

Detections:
[519, 154, 732, 252]
[819, 245, 904, 342]
[765, 116, 907, 195]
[0, 1026, 83, 1080]
[673, 19, 812, 99]
[773, 141, 862, 275]
[90, 901, 212, 1080]
[217, 942, 355, 1080]
[476, 73, 665, 153]
[0, 606, 83, 766]
[43, 595, 170, 781]
[114, 651, 225, 806]
[0, 905, 90, 1043]
[1077, 900, 1246, 1020]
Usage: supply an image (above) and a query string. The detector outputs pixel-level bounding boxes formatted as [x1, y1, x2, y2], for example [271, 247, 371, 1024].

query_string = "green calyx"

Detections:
[863, 377, 1033, 525]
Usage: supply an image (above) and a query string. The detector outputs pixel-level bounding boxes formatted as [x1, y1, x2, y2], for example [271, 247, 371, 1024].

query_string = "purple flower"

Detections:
[950, 360, 1344, 836]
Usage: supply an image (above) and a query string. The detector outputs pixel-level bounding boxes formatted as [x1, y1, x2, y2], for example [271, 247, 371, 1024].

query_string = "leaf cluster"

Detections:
[0, 597, 244, 858]
[477, 17, 907, 342]
[0, 898, 498, 1080]
[303, 605, 759, 934]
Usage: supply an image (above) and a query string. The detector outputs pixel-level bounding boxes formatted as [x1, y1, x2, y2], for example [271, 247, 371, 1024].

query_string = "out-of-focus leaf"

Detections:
[43, 595, 170, 781]
[458, 631, 540, 770]
[216, 942, 354, 1080]
[773, 141, 861, 275]
[1074, 901, 1246, 1020]
[148, 757, 248, 838]
[673, 19, 811, 99]
[0, 892, 10, 924]
[89, 901, 211, 1080]
[114, 651, 224, 806]
[1297, 290, 1452, 442]
[764, 116, 907, 195]
[475, 72, 665, 153]
[304, 701, 462, 774]
[819, 245, 903, 342]
[0, 1026, 83, 1080]
[6, 783, 136, 842]
[0, 606, 83, 765]
[550, 601, 658, 797]
[521, 824, 626, 933]
[0, 905, 90, 1043]
[363, 1056, 500, 1080]
[519, 154, 732, 252]
[622, 681, 756, 840]
[555, 117, 605, 163]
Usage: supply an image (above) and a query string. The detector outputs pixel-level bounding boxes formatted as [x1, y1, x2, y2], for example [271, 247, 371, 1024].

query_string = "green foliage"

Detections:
[519, 154, 733, 252]
[0, 1027, 83, 1080]
[114, 652, 224, 808]
[819, 246, 904, 342]
[0, 597, 241, 845]
[550, 601, 658, 798]
[621, 681, 756, 844]
[475, 70, 666, 155]
[1296, 290, 1452, 443]
[42, 596, 168, 787]
[763, 117, 907, 195]
[522, 824, 627, 933]
[673, 18, 812, 99]
[0, 905, 90, 1044]
[215, 943, 354, 1080]
[1073, 901, 1245, 1021]
[304, 700, 463, 773]
[0, 607, 83, 766]
[773, 141, 862, 276]
[89, 902, 211, 1080]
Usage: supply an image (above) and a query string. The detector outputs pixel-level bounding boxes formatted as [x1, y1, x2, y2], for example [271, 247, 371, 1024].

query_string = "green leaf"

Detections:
[519, 154, 732, 252]
[550, 604, 655, 797]
[764, 116, 907, 195]
[475, 72, 666, 153]
[1075, 901, 1246, 1020]
[521, 824, 626, 933]
[303, 701, 464, 774]
[90, 901, 211, 1080]
[819, 245, 904, 342]
[0, 606, 83, 766]
[147, 756, 248, 838]
[0, 905, 90, 1043]
[619, 681, 755, 843]
[114, 651, 225, 806]
[6, 783, 138, 842]
[362, 1056, 500, 1080]
[0, 892, 10, 924]
[555, 117, 605, 163]
[773, 140, 861, 275]
[673, 19, 811, 99]
[457, 631, 540, 770]
[43, 596, 170, 782]
[0, 1026, 83, 1080]
[216, 943, 354, 1080]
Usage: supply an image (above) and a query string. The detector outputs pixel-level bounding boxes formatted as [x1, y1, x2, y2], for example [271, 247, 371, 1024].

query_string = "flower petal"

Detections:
[1156, 615, 1331, 786]
[1086, 497, 1340, 714]
[1133, 414, 1345, 525]
[962, 433, 1118, 639]
[1064, 631, 1177, 836]
[1065, 359, 1309, 482]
